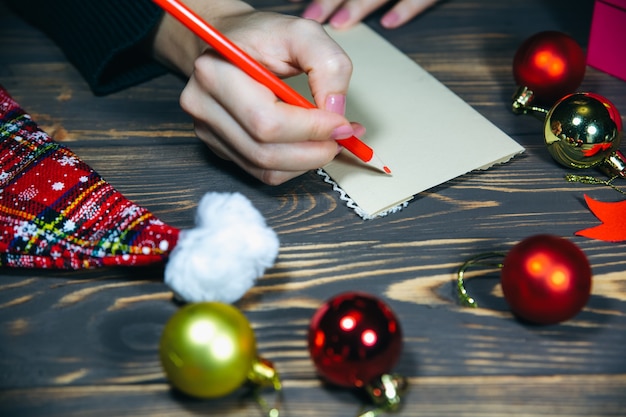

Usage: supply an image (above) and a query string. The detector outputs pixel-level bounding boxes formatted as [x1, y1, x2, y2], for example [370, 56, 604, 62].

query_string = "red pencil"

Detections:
[152, 0, 391, 175]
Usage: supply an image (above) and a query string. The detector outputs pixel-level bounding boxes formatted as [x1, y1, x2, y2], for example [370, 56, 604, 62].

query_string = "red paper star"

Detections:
[576, 194, 626, 242]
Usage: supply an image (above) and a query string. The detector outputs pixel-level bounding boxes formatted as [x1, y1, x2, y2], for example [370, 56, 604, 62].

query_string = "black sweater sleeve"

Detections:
[6, 0, 169, 95]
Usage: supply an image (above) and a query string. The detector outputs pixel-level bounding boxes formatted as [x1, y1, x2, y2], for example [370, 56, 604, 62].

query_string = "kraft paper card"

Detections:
[286, 24, 524, 219]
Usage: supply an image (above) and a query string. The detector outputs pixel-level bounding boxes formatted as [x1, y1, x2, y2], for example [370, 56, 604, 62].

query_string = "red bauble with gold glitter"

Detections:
[513, 31, 586, 103]
[307, 292, 403, 388]
[500, 235, 592, 324]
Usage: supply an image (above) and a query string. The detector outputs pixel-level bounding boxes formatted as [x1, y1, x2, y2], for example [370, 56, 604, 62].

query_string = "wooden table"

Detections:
[1, 0, 625, 415]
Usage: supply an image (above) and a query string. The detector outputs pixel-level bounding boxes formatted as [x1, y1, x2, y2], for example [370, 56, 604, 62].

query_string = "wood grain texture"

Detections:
[1, 0, 625, 416]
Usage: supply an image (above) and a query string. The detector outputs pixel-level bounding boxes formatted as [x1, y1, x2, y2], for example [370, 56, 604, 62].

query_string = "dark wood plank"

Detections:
[1, 0, 625, 415]
[1, 375, 625, 417]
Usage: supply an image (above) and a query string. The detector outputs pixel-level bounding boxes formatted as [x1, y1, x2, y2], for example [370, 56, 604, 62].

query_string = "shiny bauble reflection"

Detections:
[159, 302, 257, 398]
[544, 93, 621, 169]
[307, 292, 403, 388]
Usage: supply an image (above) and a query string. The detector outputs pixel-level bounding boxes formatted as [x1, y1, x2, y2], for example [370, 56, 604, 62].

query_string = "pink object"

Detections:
[587, 0, 626, 81]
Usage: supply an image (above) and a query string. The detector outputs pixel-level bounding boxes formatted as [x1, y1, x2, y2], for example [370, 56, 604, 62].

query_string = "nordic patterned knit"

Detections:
[0, 86, 179, 269]
[5, 0, 167, 95]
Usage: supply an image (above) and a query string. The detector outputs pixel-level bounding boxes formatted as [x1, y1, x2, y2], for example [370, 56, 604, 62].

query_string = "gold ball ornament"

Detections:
[159, 302, 257, 398]
[544, 92, 621, 170]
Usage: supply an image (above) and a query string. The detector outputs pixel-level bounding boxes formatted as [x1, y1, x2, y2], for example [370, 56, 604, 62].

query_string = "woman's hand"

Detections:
[298, 0, 439, 29]
[152, 0, 358, 185]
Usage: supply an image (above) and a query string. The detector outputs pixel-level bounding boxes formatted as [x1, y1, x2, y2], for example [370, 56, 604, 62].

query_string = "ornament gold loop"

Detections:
[456, 252, 505, 308]
[358, 374, 408, 417]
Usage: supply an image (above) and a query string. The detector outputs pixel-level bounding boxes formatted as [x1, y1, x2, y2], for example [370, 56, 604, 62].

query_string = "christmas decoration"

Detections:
[159, 302, 281, 413]
[512, 31, 586, 104]
[575, 194, 626, 242]
[308, 292, 407, 415]
[510, 31, 625, 179]
[508, 34, 626, 244]
[586, 92, 623, 132]
[0, 86, 279, 303]
[544, 93, 623, 176]
[457, 235, 592, 325]
[513, 91, 625, 178]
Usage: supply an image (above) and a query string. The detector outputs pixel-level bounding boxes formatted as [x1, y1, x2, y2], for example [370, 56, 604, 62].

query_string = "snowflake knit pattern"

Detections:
[0, 86, 179, 269]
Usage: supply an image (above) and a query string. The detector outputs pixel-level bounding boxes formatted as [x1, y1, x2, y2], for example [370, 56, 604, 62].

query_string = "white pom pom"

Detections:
[164, 192, 279, 303]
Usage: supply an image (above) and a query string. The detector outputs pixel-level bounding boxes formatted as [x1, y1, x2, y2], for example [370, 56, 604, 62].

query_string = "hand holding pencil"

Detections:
[151, 0, 389, 185]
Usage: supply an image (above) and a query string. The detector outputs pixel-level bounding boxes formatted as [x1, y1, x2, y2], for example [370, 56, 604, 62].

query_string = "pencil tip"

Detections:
[366, 153, 391, 175]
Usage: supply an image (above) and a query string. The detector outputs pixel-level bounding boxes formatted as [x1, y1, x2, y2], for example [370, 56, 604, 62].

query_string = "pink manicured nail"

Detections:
[331, 125, 354, 140]
[329, 8, 350, 27]
[302, 3, 324, 20]
[353, 124, 366, 138]
[381, 11, 401, 28]
[325, 94, 346, 115]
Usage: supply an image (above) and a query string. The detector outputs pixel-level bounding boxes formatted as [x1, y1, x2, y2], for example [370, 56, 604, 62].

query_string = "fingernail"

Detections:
[329, 8, 350, 27]
[381, 11, 401, 28]
[325, 94, 346, 115]
[353, 123, 366, 138]
[336, 143, 344, 155]
[331, 125, 354, 140]
[302, 3, 323, 20]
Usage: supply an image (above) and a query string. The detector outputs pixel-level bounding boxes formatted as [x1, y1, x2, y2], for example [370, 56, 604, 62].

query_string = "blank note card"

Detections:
[286, 24, 524, 218]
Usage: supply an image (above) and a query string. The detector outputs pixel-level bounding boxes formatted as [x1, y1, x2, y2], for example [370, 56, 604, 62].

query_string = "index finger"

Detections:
[285, 19, 354, 112]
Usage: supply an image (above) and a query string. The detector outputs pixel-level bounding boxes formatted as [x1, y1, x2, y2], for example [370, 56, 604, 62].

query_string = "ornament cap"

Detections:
[511, 86, 549, 118]
[248, 357, 283, 417]
[365, 374, 408, 410]
[248, 357, 282, 391]
[511, 86, 533, 114]
[598, 149, 626, 178]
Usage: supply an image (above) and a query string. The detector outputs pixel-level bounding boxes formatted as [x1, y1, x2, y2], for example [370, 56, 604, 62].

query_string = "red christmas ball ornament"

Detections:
[457, 235, 593, 325]
[308, 291, 403, 388]
[500, 235, 592, 324]
[513, 31, 586, 103]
